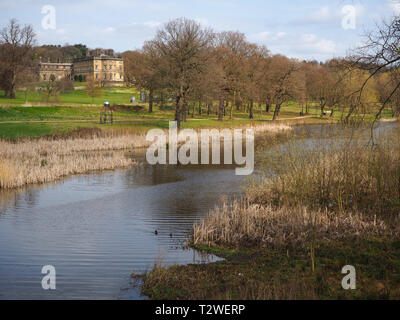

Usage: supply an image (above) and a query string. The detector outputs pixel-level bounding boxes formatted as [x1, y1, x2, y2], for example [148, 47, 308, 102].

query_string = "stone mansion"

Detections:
[39, 55, 124, 86]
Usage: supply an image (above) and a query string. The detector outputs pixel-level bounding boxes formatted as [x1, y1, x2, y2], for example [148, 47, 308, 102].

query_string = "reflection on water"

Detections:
[0, 122, 396, 300]
[0, 156, 244, 299]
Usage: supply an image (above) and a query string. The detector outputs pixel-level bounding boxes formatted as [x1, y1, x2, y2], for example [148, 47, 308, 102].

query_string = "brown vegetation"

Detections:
[193, 124, 400, 248]
[192, 201, 396, 248]
[248, 126, 400, 216]
[0, 132, 149, 189]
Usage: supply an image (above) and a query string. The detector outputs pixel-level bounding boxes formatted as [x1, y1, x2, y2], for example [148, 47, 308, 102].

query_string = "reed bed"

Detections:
[0, 122, 292, 190]
[193, 123, 400, 248]
[250, 123, 292, 135]
[248, 125, 400, 216]
[193, 200, 396, 247]
[0, 134, 149, 189]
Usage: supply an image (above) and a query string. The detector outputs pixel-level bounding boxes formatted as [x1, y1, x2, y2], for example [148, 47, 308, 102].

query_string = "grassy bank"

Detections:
[0, 86, 344, 139]
[142, 239, 400, 300]
[140, 123, 400, 300]
[0, 128, 147, 189]
[0, 122, 293, 190]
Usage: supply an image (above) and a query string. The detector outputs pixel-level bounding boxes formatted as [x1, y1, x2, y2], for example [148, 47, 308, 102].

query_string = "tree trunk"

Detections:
[161, 91, 165, 107]
[182, 96, 187, 122]
[266, 103, 270, 113]
[149, 87, 154, 113]
[273, 103, 281, 121]
[224, 100, 227, 116]
[249, 100, 254, 119]
[218, 96, 224, 121]
[175, 95, 181, 129]
[320, 98, 326, 117]
[199, 101, 202, 115]
[9, 85, 16, 99]
[207, 102, 211, 116]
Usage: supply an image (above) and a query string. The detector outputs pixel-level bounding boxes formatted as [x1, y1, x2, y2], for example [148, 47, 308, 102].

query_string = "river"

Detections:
[0, 122, 396, 299]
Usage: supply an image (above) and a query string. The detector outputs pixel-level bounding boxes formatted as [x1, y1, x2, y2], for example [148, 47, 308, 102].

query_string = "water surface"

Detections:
[0, 122, 396, 299]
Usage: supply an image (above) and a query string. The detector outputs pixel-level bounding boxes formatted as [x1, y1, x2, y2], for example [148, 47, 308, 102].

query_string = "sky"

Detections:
[0, 0, 399, 61]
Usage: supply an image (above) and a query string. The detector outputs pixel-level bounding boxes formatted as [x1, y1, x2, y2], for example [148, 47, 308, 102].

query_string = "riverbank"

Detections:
[142, 238, 400, 300]
[140, 122, 400, 300]
[0, 129, 147, 189]
[0, 122, 293, 190]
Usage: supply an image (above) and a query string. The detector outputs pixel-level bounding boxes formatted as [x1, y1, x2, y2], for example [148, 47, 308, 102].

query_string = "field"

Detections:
[0, 86, 354, 139]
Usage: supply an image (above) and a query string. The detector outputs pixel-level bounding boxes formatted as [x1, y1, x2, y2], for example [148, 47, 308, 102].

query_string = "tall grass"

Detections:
[0, 159, 15, 189]
[0, 122, 293, 190]
[193, 123, 400, 248]
[248, 124, 400, 216]
[0, 133, 149, 189]
[193, 201, 395, 247]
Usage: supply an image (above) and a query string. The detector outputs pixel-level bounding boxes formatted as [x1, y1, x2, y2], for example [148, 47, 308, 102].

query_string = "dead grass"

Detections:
[0, 133, 149, 189]
[0, 159, 15, 189]
[194, 124, 400, 248]
[249, 124, 400, 216]
[192, 200, 396, 248]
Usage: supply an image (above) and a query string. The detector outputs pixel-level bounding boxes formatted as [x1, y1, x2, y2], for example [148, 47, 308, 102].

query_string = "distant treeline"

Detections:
[34, 44, 121, 63]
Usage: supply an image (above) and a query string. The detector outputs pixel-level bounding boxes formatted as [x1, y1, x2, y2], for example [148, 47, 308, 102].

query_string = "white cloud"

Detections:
[298, 34, 336, 54]
[388, 0, 400, 14]
[249, 30, 337, 61]
[142, 21, 162, 28]
[293, 4, 365, 27]
[249, 31, 287, 42]
[55, 28, 67, 35]
[194, 18, 209, 26]
[104, 27, 116, 33]
[293, 6, 335, 25]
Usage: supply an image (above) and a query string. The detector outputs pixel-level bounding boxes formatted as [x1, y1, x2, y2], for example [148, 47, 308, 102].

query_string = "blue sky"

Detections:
[0, 0, 399, 61]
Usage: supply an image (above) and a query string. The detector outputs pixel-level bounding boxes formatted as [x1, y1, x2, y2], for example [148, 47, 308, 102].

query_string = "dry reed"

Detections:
[248, 125, 400, 215]
[193, 200, 395, 247]
[193, 124, 400, 247]
[0, 133, 150, 189]
[0, 123, 291, 189]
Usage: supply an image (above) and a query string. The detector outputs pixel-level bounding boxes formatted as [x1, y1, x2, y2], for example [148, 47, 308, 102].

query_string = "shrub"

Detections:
[248, 124, 400, 216]
[57, 77, 74, 93]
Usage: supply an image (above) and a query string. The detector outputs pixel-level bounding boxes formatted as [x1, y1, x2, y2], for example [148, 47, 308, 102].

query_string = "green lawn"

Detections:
[0, 87, 395, 139]
[0, 86, 140, 106]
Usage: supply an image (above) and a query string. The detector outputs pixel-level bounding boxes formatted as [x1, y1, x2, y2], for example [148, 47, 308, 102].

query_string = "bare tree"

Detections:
[123, 49, 163, 112]
[263, 55, 301, 121]
[348, 15, 400, 123]
[86, 75, 103, 104]
[147, 18, 214, 128]
[0, 19, 36, 98]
